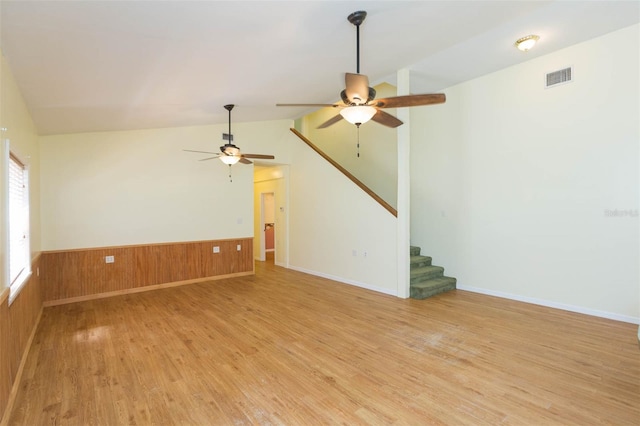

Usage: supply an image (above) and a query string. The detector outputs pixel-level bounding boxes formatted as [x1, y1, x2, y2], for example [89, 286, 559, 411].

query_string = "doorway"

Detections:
[254, 165, 288, 267]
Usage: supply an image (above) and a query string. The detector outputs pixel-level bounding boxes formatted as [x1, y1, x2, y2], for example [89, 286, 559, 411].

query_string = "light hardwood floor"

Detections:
[8, 260, 639, 425]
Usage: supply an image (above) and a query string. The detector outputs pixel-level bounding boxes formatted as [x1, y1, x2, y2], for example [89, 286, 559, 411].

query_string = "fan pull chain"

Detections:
[228, 164, 233, 182]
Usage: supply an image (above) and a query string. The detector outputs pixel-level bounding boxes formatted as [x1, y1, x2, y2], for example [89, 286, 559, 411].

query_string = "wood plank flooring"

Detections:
[7, 260, 640, 425]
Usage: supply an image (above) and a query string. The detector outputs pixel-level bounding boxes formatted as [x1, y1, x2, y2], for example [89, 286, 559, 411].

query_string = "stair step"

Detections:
[409, 245, 456, 300]
[410, 277, 457, 299]
[410, 265, 444, 284]
[410, 255, 432, 269]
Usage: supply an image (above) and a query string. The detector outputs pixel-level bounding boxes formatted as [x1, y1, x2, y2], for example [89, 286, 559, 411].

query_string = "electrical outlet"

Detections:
[213, 246, 220, 253]
[105, 255, 115, 263]
[363, 251, 368, 258]
[237, 244, 241, 251]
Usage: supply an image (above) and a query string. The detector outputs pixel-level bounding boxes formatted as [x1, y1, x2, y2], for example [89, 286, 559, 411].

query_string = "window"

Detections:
[8, 151, 31, 302]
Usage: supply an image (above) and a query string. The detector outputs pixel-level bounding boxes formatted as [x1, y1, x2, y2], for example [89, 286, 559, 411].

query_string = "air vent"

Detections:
[545, 67, 573, 88]
[222, 133, 234, 142]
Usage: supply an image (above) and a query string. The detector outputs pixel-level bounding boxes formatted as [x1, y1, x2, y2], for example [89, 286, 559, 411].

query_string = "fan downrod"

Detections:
[224, 104, 235, 144]
[348, 11, 367, 74]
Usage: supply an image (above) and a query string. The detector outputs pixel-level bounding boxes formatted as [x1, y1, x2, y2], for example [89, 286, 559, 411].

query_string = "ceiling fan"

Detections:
[277, 10, 446, 129]
[184, 104, 275, 166]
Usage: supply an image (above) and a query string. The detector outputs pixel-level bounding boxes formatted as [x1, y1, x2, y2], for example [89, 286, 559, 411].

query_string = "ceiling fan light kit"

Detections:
[515, 34, 539, 51]
[340, 105, 376, 126]
[219, 154, 240, 165]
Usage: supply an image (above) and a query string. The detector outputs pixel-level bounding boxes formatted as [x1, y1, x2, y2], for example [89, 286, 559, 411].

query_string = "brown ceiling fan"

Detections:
[184, 104, 275, 165]
[277, 10, 446, 129]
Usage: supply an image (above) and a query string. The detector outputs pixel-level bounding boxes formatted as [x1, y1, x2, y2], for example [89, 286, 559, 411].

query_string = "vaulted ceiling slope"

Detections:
[1, 1, 638, 135]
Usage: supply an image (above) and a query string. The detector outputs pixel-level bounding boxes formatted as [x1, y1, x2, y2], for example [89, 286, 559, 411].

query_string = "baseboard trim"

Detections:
[43, 271, 254, 307]
[0, 306, 43, 426]
[457, 284, 639, 325]
[288, 265, 396, 297]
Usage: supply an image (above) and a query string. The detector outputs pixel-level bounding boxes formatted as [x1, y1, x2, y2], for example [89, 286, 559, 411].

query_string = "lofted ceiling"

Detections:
[1, 1, 638, 135]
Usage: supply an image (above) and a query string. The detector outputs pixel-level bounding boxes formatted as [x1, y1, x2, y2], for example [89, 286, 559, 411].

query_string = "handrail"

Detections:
[289, 128, 397, 217]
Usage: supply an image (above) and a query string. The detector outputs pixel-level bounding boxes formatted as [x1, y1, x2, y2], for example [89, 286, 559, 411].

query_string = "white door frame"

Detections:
[258, 192, 267, 261]
[259, 191, 276, 261]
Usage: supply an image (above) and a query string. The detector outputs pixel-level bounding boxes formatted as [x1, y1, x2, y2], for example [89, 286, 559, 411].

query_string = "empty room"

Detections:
[0, 1, 638, 424]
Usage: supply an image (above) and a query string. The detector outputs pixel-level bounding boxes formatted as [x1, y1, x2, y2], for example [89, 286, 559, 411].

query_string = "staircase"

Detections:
[410, 246, 456, 299]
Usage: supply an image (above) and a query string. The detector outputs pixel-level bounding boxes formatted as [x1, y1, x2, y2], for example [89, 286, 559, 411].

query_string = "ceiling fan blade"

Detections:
[345, 73, 370, 104]
[371, 109, 403, 128]
[184, 149, 218, 154]
[239, 158, 253, 164]
[242, 154, 275, 159]
[198, 156, 220, 161]
[370, 93, 446, 109]
[317, 114, 344, 129]
[276, 103, 340, 108]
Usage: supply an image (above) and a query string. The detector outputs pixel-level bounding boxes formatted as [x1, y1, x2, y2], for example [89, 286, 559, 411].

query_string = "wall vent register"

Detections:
[546, 67, 573, 88]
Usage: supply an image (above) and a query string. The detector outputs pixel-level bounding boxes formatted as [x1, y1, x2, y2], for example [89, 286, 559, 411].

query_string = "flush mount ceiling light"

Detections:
[515, 35, 540, 52]
[339, 105, 377, 126]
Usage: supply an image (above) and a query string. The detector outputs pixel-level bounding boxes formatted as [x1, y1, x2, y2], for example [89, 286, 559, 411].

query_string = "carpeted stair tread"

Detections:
[411, 276, 457, 289]
[410, 276, 457, 299]
[410, 265, 445, 284]
[410, 246, 421, 257]
[410, 255, 432, 269]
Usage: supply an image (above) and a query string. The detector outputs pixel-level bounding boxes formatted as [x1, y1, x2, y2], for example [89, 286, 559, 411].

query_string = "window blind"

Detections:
[9, 153, 29, 286]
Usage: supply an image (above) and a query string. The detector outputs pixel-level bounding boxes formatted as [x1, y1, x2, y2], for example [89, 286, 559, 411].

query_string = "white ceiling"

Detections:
[1, 1, 638, 135]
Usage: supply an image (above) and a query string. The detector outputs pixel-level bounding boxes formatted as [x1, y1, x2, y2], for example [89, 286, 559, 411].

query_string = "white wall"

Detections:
[288, 129, 398, 295]
[39, 119, 292, 250]
[410, 24, 639, 322]
[0, 52, 40, 290]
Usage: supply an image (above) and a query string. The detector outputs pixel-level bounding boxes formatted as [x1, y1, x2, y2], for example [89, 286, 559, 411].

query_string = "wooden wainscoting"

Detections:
[41, 238, 253, 305]
[0, 255, 43, 425]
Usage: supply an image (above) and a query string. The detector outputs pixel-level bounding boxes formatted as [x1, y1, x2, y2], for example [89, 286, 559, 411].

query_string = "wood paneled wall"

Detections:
[41, 239, 254, 304]
[0, 255, 43, 425]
